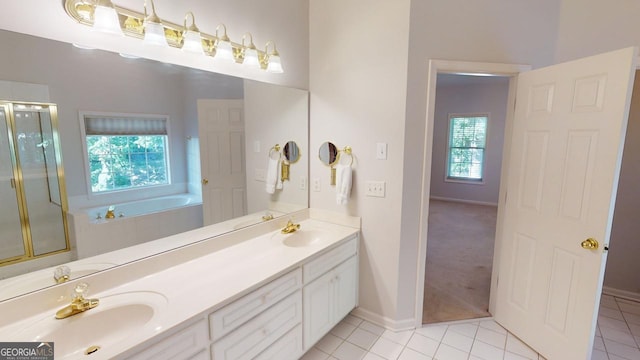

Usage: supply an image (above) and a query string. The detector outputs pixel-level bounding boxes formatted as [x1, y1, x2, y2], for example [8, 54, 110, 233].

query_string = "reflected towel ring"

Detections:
[269, 144, 282, 160]
[338, 146, 353, 166]
[338, 152, 353, 166]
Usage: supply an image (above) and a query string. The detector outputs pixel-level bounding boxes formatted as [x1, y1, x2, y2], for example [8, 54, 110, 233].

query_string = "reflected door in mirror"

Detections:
[197, 99, 247, 226]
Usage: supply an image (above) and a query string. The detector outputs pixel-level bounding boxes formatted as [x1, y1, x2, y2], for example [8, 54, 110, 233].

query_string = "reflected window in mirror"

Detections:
[81, 113, 170, 193]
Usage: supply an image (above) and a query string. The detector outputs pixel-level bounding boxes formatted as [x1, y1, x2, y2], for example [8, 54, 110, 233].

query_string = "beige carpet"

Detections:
[423, 199, 498, 324]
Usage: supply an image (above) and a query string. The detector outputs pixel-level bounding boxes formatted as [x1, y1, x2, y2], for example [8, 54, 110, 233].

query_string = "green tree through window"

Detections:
[83, 113, 169, 193]
[87, 135, 168, 192]
[447, 115, 488, 181]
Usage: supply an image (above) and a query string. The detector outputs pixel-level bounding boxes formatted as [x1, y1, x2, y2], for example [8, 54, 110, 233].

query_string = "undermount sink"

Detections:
[273, 229, 327, 247]
[7, 291, 167, 359]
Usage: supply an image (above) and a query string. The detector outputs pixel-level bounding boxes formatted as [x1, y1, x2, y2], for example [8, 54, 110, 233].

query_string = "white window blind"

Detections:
[84, 115, 167, 135]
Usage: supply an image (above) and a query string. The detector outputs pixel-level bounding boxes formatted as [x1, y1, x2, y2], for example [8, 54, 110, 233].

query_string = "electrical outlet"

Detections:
[312, 178, 321, 192]
[299, 176, 307, 190]
[365, 181, 386, 197]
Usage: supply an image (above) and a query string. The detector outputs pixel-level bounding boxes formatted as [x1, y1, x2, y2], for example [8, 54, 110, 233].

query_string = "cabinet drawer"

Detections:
[303, 235, 357, 283]
[211, 291, 302, 360]
[254, 324, 303, 360]
[210, 268, 302, 340]
[128, 320, 208, 360]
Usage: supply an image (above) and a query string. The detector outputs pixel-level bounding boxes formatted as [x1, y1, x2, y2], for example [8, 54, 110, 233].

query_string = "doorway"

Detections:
[416, 52, 639, 359]
[422, 74, 511, 324]
[415, 61, 528, 329]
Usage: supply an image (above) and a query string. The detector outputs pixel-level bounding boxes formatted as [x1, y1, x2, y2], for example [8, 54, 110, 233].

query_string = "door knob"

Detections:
[202, 178, 209, 185]
[581, 238, 599, 250]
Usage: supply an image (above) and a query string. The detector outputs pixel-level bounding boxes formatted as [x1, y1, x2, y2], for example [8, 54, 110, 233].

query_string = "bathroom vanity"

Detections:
[0, 209, 360, 360]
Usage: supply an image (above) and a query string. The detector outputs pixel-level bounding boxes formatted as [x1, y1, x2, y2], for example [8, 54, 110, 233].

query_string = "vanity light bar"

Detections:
[63, 0, 284, 73]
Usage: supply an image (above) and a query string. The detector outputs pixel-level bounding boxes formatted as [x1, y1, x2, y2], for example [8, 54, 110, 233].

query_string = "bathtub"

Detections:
[69, 194, 203, 259]
[84, 194, 202, 220]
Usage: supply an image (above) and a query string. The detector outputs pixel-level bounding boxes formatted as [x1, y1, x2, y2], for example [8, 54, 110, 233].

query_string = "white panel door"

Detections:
[197, 99, 246, 226]
[495, 47, 637, 360]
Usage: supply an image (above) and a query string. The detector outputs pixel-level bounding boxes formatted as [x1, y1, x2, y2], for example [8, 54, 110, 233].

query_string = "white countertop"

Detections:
[0, 214, 359, 360]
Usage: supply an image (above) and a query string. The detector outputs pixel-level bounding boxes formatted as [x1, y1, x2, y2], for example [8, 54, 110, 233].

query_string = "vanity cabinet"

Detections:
[302, 236, 358, 350]
[209, 269, 302, 341]
[211, 291, 302, 360]
[125, 232, 358, 360]
[126, 319, 209, 360]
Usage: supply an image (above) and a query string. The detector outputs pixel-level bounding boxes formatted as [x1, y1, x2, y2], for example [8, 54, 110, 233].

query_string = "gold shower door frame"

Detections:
[0, 101, 70, 266]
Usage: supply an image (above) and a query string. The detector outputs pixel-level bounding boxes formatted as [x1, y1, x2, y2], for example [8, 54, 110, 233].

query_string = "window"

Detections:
[83, 114, 170, 193]
[447, 114, 488, 181]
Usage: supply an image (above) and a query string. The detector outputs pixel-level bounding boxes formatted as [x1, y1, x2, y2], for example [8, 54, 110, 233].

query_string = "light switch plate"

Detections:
[365, 181, 386, 197]
[376, 143, 388, 160]
[299, 176, 307, 190]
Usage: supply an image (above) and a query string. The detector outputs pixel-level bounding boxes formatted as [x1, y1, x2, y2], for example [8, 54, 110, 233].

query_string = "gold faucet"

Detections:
[281, 219, 300, 234]
[55, 283, 99, 319]
[262, 213, 274, 221]
[105, 206, 115, 219]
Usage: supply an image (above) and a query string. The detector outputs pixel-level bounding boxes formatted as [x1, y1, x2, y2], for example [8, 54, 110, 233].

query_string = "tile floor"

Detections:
[301, 295, 640, 360]
[594, 294, 640, 360]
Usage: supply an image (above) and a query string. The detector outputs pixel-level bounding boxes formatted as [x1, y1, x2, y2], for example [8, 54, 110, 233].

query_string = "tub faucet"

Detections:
[105, 206, 115, 219]
[281, 219, 300, 234]
[55, 282, 99, 319]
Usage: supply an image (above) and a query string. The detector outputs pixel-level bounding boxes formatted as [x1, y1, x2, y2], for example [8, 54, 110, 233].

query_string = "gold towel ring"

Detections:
[338, 146, 353, 166]
[269, 144, 281, 159]
[338, 152, 353, 166]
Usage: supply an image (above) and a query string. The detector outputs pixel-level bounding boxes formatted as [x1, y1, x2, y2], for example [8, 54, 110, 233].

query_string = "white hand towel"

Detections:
[335, 163, 352, 205]
[265, 157, 279, 194]
[276, 159, 284, 190]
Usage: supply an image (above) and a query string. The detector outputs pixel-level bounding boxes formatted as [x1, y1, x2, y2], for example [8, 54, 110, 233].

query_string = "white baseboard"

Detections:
[602, 286, 640, 302]
[351, 307, 416, 332]
[429, 196, 498, 207]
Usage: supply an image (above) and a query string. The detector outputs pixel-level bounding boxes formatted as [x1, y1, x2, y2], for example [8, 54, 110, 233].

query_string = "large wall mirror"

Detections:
[0, 29, 309, 301]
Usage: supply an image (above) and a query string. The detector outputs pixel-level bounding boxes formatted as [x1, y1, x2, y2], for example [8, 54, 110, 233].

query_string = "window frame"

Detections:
[444, 113, 489, 185]
[79, 111, 173, 197]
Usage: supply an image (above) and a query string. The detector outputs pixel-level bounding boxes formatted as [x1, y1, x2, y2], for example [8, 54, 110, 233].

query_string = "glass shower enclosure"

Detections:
[0, 102, 69, 266]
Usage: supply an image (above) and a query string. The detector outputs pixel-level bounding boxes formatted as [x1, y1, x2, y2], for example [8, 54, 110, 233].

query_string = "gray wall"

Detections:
[605, 71, 640, 295]
[430, 75, 510, 205]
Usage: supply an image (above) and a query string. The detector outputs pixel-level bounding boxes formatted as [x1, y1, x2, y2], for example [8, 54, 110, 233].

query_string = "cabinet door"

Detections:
[333, 256, 358, 321]
[303, 270, 334, 349]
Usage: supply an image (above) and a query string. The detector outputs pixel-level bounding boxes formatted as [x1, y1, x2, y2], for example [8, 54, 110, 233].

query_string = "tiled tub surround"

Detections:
[68, 193, 204, 258]
[0, 209, 360, 360]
